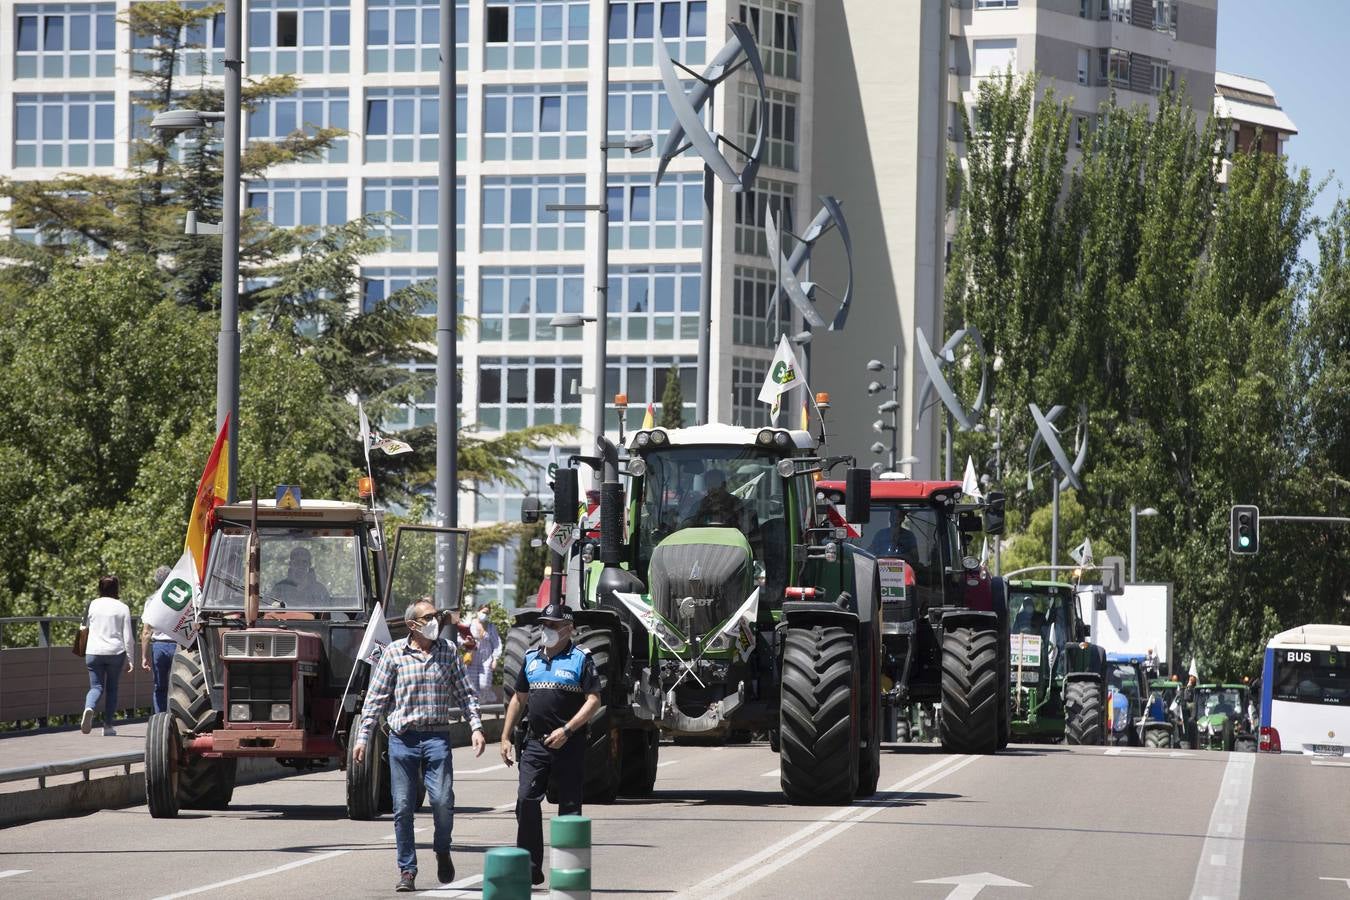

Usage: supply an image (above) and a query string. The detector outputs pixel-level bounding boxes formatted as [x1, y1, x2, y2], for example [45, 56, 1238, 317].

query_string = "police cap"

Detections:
[538, 602, 574, 623]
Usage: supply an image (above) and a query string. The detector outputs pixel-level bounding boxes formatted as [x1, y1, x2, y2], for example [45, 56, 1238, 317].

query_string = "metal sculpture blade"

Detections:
[915, 326, 988, 432]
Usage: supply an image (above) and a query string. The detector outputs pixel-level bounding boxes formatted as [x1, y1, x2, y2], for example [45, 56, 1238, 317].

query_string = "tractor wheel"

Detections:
[896, 717, 911, 744]
[146, 712, 180, 819]
[1222, 718, 1235, 752]
[779, 625, 859, 805]
[856, 652, 881, 797]
[501, 622, 540, 704]
[1064, 680, 1105, 746]
[618, 729, 659, 797]
[1235, 736, 1258, 753]
[167, 648, 235, 809]
[1144, 727, 1173, 749]
[939, 627, 1000, 754]
[574, 625, 621, 803]
[347, 727, 386, 820]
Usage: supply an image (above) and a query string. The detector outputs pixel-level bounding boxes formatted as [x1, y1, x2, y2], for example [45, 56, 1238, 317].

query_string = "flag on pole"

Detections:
[758, 334, 806, 415]
[184, 414, 231, 585]
[1069, 537, 1094, 567]
[961, 456, 983, 500]
[642, 401, 656, 429]
[612, 591, 687, 652]
[358, 401, 373, 471]
[355, 601, 394, 666]
[799, 396, 810, 432]
[371, 436, 413, 455]
[140, 550, 201, 648]
[709, 589, 760, 662]
[546, 444, 559, 486]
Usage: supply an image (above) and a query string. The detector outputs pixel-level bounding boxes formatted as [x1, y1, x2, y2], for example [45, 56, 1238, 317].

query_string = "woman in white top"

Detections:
[464, 601, 503, 704]
[82, 575, 134, 736]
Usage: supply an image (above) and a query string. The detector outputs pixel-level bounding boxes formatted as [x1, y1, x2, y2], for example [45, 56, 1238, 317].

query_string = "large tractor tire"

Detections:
[779, 625, 859, 805]
[542, 625, 621, 805]
[856, 632, 882, 798]
[146, 712, 180, 819]
[167, 648, 235, 809]
[347, 727, 387, 820]
[1064, 679, 1105, 745]
[939, 627, 1000, 754]
[500, 623, 539, 704]
[618, 728, 659, 797]
[1143, 726, 1173, 749]
[1222, 718, 1235, 752]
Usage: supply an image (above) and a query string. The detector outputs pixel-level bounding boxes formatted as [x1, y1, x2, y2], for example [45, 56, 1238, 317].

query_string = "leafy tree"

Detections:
[660, 363, 685, 429]
[513, 522, 549, 605]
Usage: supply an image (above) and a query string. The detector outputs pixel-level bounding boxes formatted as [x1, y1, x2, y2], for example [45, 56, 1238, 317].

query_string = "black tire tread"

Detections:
[1065, 679, 1104, 746]
[779, 625, 859, 805]
[145, 712, 179, 819]
[167, 648, 234, 809]
[939, 627, 1000, 754]
[1144, 726, 1171, 749]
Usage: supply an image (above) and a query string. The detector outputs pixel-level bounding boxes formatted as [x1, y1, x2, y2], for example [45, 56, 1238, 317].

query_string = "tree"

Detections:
[513, 522, 549, 605]
[660, 363, 685, 429]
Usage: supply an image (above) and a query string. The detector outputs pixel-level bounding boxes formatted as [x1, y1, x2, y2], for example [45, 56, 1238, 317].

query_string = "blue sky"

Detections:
[1217, 0, 1348, 263]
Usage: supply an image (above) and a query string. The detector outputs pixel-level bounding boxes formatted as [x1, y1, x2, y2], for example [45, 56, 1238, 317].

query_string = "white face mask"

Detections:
[541, 626, 565, 648]
[418, 618, 440, 642]
[478, 610, 489, 622]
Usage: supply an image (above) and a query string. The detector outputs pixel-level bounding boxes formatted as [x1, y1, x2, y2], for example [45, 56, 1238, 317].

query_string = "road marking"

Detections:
[419, 873, 485, 897]
[0, 871, 29, 880]
[657, 760, 681, 768]
[1188, 751, 1255, 900]
[492, 801, 517, 812]
[1312, 759, 1350, 768]
[151, 850, 351, 899]
[915, 871, 1030, 900]
[461, 763, 509, 774]
[679, 754, 978, 899]
[759, 768, 780, 777]
[1319, 876, 1350, 889]
[1105, 748, 1193, 758]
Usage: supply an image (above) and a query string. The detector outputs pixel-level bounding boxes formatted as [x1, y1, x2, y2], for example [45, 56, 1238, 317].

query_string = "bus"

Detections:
[1259, 624, 1350, 755]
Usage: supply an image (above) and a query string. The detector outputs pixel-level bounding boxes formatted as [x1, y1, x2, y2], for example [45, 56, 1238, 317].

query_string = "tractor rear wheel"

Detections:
[167, 648, 235, 809]
[574, 625, 621, 803]
[1064, 680, 1105, 745]
[939, 627, 1000, 754]
[1144, 726, 1172, 749]
[618, 729, 659, 796]
[779, 625, 859, 805]
[346, 727, 386, 820]
[146, 712, 180, 819]
[500, 623, 539, 705]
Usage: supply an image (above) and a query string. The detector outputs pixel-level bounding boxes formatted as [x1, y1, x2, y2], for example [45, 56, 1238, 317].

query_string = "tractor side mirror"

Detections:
[1093, 586, 1108, 611]
[983, 491, 1006, 536]
[1076, 621, 1090, 641]
[1101, 555, 1125, 595]
[958, 511, 982, 534]
[553, 468, 579, 526]
[844, 467, 871, 525]
[521, 495, 542, 524]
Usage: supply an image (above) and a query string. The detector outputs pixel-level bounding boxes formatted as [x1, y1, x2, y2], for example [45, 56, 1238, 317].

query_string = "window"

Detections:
[481, 175, 586, 253]
[14, 92, 114, 168]
[739, 84, 798, 171]
[1079, 0, 1109, 19]
[478, 357, 583, 430]
[479, 266, 585, 342]
[16, 3, 116, 79]
[608, 80, 702, 159]
[734, 178, 796, 257]
[10, 194, 104, 254]
[483, 0, 590, 70]
[1074, 115, 1089, 148]
[738, 0, 800, 80]
[248, 0, 350, 75]
[129, 2, 226, 77]
[607, 173, 704, 251]
[248, 88, 349, 164]
[971, 38, 1017, 78]
[607, 265, 700, 342]
[732, 362, 773, 427]
[1076, 48, 1090, 86]
[364, 177, 463, 253]
[362, 266, 462, 316]
[474, 545, 519, 607]
[609, 0, 706, 68]
[246, 179, 348, 230]
[605, 356, 696, 430]
[380, 359, 461, 431]
[975, 0, 1018, 8]
[483, 84, 587, 161]
[475, 445, 572, 529]
[1153, 0, 1178, 35]
[733, 266, 792, 348]
[1150, 60, 1171, 94]
[367, 0, 468, 73]
[365, 86, 464, 164]
[1109, 0, 1129, 23]
[1108, 48, 1129, 86]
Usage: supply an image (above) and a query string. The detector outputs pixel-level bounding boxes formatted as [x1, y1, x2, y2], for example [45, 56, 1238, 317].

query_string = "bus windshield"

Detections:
[1274, 655, 1349, 706]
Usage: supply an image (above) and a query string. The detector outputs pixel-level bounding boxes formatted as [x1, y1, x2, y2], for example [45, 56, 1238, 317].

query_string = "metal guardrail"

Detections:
[0, 752, 143, 788]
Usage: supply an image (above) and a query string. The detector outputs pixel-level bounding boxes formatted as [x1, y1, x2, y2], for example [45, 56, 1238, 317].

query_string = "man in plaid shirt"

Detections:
[355, 599, 487, 892]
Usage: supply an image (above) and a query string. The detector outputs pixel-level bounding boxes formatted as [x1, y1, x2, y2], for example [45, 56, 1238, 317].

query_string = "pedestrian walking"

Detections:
[354, 599, 487, 893]
[464, 600, 503, 704]
[140, 565, 176, 715]
[499, 603, 601, 887]
[81, 575, 134, 736]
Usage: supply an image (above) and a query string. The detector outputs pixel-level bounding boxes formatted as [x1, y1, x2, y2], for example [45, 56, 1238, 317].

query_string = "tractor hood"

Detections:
[649, 527, 754, 640]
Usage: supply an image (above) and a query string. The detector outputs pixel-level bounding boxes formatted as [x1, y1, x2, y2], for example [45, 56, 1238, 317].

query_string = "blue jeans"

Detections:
[151, 641, 177, 714]
[388, 730, 455, 875]
[84, 653, 125, 724]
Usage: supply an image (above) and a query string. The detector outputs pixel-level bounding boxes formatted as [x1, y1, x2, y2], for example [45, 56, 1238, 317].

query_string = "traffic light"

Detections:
[1230, 504, 1259, 555]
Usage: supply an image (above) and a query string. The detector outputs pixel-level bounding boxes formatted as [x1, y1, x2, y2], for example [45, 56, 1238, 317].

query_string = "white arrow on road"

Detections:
[915, 872, 1029, 900]
[1105, 748, 1192, 758]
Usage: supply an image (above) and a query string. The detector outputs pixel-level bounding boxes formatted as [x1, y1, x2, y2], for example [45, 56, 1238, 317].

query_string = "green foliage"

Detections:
[512, 522, 550, 605]
[953, 75, 1348, 679]
[660, 363, 685, 429]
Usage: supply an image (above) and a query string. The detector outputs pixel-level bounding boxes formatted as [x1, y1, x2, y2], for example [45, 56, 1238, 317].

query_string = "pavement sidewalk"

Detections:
[0, 721, 150, 793]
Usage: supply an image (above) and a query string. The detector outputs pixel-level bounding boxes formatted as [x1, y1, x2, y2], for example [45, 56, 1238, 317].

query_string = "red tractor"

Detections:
[817, 476, 1009, 753]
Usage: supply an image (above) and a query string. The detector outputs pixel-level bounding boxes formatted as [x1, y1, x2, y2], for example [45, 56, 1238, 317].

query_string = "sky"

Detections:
[1216, 0, 1349, 264]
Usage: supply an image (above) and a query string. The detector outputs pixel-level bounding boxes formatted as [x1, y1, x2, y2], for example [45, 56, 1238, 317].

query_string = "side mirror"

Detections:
[521, 495, 542, 524]
[958, 511, 982, 534]
[1092, 586, 1108, 611]
[1075, 621, 1090, 641]
[553, 468, 579, 525]
[1101, 555, 1125, 595]
[844, 467, 871, 525]
[983, 491, 1006, 536]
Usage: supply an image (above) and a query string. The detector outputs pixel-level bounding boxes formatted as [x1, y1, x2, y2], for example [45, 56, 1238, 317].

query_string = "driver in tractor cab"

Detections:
[687, 468, 742, 528]
[269, 546, 330, 613]
[868, 507, 919, 563]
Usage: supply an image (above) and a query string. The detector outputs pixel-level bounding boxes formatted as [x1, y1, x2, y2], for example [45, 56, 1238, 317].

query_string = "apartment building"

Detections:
[1214, 69, 1296, 159]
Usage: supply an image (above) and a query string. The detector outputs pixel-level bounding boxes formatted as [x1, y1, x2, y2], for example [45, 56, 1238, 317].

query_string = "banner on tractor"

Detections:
[710, 588, 759, 663]
[140, 550, 201, 649]
[612, 591, 686, 652]
[184, 414, 230, 585]
[356, 601, 394, 666]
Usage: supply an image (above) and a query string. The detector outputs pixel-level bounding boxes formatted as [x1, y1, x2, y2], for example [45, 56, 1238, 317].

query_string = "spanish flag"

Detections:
[184, 414, 231, 584]
[642, 401, 656, 429]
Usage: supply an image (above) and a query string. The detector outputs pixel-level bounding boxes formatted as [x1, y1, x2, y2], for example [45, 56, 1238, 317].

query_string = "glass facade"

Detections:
[366, 0, 469, 72]
[481, 175, 586, 252]
[608, 0, 707, 68]
[478, 356, 584, 430]
[249, 88, 351, 164]
[479, 266, 585, 342]
[364, 177, 464, 252]
[607, 173, 703, 251]
[605, 356, 696, 429]
[246, 178, 349, 230]
[483, 83, 588, 161]
[364, 85, 465, 164]
[248, 0, 352, 75]
[16, 3, 116, 79]
[483, 0, 590, 71]
[607, 265, 700, 342]
[14, 92, 114, 167]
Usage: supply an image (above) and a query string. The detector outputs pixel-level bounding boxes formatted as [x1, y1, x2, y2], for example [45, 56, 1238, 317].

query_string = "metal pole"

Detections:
[695, 97, 715, 425]
[435, 0, 459, 531]
[220, 0, 242, 502]
[1050, 477, 1060, 570]
[1130, 504, 1138, 583]
[994, 412, 1002, 576]
[890, 344, 898, 471]
[592, 30, 612, 483]
[944, 411, 953, 481]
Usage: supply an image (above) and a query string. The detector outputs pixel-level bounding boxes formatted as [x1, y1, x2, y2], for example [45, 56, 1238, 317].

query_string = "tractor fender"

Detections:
[1064, 670, 1104, 687]
[938, 609, 1000, 634]
[781, 600, 862, 633]
[846, 547, 879, 627]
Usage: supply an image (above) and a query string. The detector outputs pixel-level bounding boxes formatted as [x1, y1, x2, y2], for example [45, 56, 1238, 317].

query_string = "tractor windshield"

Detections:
[636, 446, 788, 578]
[202, 527, 365, 613]
[1199, 688, 1245, 717]
[1107, 663, 1143, 702]
[858, 504, 954, 607]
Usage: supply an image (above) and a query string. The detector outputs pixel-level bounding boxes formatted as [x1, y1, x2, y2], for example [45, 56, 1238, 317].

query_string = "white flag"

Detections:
[758, 334, 806, 407]
[356, 601, 394, 666]
[961, 456, 983, 500]
[546, 523, 576, 557]
[371, 436, 413, 455]
[357, 401, 373, 471]
[710, 588, 760, 662]
[613, 591, 686, 651]
[1069, 537, 1094, 567]
[141, 549, 201, 649]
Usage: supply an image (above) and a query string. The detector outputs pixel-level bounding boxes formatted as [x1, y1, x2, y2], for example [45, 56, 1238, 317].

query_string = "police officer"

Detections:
[499, 602, 600, 886]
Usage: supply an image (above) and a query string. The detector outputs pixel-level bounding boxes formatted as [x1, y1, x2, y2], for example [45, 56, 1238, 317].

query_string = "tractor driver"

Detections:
[688, 469, 743, 527]
[869, 507, 920, 565]
[270, 546, 332, 608]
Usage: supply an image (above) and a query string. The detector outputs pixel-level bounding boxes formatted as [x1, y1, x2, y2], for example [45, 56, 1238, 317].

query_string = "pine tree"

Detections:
[660, 363, 685, 429]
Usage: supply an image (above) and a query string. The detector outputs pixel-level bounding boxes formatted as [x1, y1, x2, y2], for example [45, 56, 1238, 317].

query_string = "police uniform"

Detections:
[513, 621, 601, 875]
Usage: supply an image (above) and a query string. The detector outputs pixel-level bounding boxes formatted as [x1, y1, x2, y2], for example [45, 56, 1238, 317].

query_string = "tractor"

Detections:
[503, 424, 883, 805]
[1105, 654, 1149, 746]
[144, 496, 469, 819]
[1192, 683, 1258, 752]
[1004, 580, 1110, 745]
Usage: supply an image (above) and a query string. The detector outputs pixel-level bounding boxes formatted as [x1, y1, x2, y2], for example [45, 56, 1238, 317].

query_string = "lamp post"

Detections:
[1130, 505, 1159, 582]
[436, 0, 459, 528]
[866, 347, 900, 471]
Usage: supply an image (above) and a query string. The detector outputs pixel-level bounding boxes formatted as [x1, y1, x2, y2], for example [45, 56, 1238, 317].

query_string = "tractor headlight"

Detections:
[774, 431, 791, 447]
[270, 703, 292, 722]
[757, 429, 776, 446]
[229, 703, 251, 722]
[635, 431, 651, 448]
[650, 429, 668, 445]
[628, 456, 647, 477]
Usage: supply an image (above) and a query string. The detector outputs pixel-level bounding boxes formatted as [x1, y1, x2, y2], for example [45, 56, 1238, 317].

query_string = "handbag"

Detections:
[71, 602, 91, 656]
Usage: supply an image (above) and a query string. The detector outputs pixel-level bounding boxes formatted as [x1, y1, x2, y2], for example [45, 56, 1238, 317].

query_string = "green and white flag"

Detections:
[758, 334, 806, 422]
[141, 549, 201, 648]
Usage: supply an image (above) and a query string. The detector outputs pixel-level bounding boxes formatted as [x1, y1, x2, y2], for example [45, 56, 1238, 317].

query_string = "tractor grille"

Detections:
[649, 539, 752, 638]
[227, 662, 293, 722]
[222, 632, 299, 659]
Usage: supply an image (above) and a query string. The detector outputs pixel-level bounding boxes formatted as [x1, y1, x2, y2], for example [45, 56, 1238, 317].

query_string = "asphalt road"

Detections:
[1, 740, 1346, 900]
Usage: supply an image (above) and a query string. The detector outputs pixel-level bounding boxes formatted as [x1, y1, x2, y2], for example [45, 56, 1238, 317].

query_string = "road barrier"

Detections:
[482, 846, 532, 899]
[550, 815, 592, 900]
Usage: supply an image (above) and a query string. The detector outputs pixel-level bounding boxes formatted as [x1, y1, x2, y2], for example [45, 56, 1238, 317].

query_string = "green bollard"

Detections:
[483, 846, 532, 900]
[550, 815, 591, 900]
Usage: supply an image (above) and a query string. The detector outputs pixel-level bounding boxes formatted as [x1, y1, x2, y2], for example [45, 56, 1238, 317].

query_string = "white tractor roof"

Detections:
[215, 499, 376, 524]
[629, 422, 817, 451]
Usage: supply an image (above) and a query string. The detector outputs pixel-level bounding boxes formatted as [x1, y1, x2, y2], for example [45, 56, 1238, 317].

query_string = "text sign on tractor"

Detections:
[1010, 634, 1043, 667]
[878, 560, 908, 605]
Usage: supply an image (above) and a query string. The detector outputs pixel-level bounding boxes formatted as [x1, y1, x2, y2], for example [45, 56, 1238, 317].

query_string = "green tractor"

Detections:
[503, 424, 883, 805]
[1191, 683, 1258, 752]
[1006, 580, 1110, 745]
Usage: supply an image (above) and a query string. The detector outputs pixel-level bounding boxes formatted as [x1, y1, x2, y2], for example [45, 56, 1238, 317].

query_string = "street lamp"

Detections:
[866, 346, 901, 471]
[1130, 505, 1159, 582]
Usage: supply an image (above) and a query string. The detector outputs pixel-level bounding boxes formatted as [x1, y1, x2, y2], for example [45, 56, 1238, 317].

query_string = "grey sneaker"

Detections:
[81, 708, 94, 734]
[103, 726, 117, 736]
